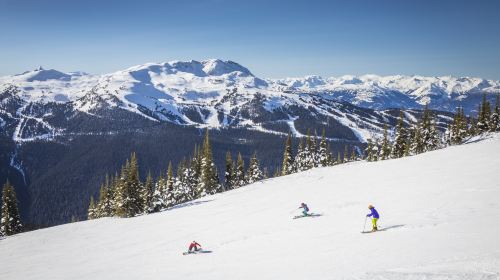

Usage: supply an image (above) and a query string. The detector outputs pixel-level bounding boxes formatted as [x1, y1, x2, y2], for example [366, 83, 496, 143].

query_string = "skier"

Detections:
[366, 205, 380, 231]
[188, 241, 202, 253]
[299, 202, 310, 216]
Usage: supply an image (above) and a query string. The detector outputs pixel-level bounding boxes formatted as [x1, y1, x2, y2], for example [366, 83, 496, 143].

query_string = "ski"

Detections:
[182, 250, 212, 255]
[293, 213, 322, 219]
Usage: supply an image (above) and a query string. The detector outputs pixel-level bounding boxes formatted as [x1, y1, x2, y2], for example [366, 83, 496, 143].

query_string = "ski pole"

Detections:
[362, 216, 368, 232]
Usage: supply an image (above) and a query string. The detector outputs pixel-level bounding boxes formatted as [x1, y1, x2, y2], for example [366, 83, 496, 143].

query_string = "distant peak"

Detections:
[36, 66, 44, 71]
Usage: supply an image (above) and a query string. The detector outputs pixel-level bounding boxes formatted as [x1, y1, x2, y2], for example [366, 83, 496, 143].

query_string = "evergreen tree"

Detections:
[173, 159, 192, 205]
[87, 195, 96, 220]
[197, 129, 221, 196]
[392, 111, 408, 158]
[235, 152, 246, 187]
[309, 130, 319, 167]
[477, 94, 491, 132]
[96, 175, 113, 218]
[419, 106, 440, 151]
[114, 153, 144, 218]
[142, 171, 154, 213]
[295, 138, 308, 171]
[337, 152, 342, 164]
[151, 172, 167, 212]
[281, 133, 295, 175]
[350, 147, 357, 161]
[165, 161, 176, 207]
[0, 181, 22, 236]
[225, 151, 236, 190]
[246, 152, 263, 184]
[318, 129, 330, 167]
[372, 139, 380, 161]
[468, 117, 478, 136]
[380, 124, 391, 160]
[490, 94, 499, 132]
[448, 107, 468, 145]
[365, 139, 374, 162]
[343, 145, 349, 163]
[304, 131, 313, 169]
[190, 145, 202, 198]
[411, 124, 425, 155]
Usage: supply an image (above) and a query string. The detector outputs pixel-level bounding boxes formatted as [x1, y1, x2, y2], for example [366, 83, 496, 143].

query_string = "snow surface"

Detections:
[1, 134, 500, 279]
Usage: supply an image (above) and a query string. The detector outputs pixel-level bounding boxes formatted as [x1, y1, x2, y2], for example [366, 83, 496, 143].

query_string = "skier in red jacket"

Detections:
[188, 241, 201, 252]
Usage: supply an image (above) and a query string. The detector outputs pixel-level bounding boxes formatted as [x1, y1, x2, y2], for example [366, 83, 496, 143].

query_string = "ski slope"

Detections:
[1, 135, 500, 280]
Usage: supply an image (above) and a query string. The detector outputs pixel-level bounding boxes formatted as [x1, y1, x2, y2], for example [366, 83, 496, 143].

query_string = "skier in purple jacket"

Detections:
[367, 205, 380, 231]
[299, 203, 310, 216]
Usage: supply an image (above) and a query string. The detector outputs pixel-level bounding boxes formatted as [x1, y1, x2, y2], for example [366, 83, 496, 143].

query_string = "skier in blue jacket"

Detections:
[299, 203, 310, 216]
[367, 205, 380, 231]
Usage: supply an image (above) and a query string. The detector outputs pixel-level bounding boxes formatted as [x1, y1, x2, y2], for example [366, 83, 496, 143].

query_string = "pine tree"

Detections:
[295, 138, 308, 171]
[419, 106, 440, 151]
[477, 94, 491, 133]
[182, 159, 195, 202]
[310, 130, 319, 167]
[96, 175, 113, 218]
[468, 117, 478, 136]
[411, 124, 425, 155]
[281, 133, 295, 175]
[489, 94, 499, 132]
[235, 152, 246, 187]
[448, 107, 468, 145]
[365, 139, 374, 162]
[380, 124, 391, 160]
[318, 129, 330, 167]
[343, 145, 349, 163]
[1, 181, 23, 236]
[173, 159, 192, 205]
[108, 173, 119, 215]
[87, 195, 96, 220]
[190, 145, 202, 198]
[143, 171, 154, 213]
[225, 151, 236, 190]
[151, 171, 167, 212]
[165, 161, 176, 207]
[246, 152, 263, 184]
[197, 129, 221, 196]
[372, 140, 380, 161]
[350, 147, 357, 161]
[114, 153, 144, 218]
[391, 111, 407, 158]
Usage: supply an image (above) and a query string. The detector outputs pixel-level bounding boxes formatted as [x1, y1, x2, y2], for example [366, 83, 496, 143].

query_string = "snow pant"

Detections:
[189, 244, 199, 252]
[372, 218, 378, 230]
[303, 210, 309, 216]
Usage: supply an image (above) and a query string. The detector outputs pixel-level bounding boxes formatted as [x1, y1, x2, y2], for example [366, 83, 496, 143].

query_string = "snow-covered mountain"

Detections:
[1, 133, 499, 280]
[1, 59, 481, 144]
[271, 74, 500, 111]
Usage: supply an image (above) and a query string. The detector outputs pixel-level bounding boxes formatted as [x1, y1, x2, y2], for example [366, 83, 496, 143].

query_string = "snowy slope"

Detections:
[1, 134, 499, 280]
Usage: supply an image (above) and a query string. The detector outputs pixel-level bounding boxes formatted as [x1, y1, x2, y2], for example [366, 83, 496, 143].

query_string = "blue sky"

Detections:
[0, 0, 499, 79]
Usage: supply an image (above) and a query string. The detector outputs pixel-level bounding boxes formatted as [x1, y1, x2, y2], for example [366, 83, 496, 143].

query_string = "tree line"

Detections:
[87, 129, 266, 219]
[364, 94, 499, 162]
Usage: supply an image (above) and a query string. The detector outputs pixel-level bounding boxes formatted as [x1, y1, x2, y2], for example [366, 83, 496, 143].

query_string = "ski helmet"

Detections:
[368, 205, 374, 209]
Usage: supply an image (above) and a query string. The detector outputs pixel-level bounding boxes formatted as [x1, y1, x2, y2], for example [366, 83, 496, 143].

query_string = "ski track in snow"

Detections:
[1, 133, 500, 280]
